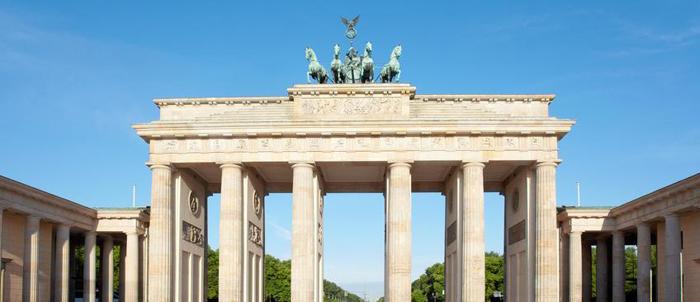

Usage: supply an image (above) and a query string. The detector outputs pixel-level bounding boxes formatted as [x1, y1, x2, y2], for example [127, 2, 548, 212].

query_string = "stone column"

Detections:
[147, 163, 173, 302]
[637, 223, 651, 302]
[582, 241, 592, 302]
[23, 215, 41, 302]
[535, 161, 559, 302]
[664, 213, 681, 302]
[291, 162, 316, 302]
[55, 224, 71, 302]
[461, 162, 485, 302]
[385, 162, 412, 302]
[125, 231, 140, 302]
[596, 237, 609, 302]
[84, 231, 97, 302]
[101, 236, 114, 302]
[569, 231, 582, 302]
[612, 231, 625, 302]
[219, 162, 244, 302]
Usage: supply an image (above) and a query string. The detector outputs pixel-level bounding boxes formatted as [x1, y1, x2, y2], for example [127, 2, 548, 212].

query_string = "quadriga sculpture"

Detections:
[305, 47, 328, 84]
[379, 45, 402, 83]
[360, 42, 374, 83]
[330, 44, 345, 84]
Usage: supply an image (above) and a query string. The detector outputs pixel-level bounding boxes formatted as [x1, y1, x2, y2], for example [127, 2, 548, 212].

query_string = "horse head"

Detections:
[364, 42, 373, 57]
[392, 45, 402, 59]
[305, 47, 316, 61]
[333, 44, 341, 57]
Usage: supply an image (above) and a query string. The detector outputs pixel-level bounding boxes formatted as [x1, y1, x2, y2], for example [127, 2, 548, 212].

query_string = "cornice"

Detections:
[0, 175, 97, 217]
[416, 94, 555, 104]
[609, 173, 700, 216]
[154, 96, 290, 108]
[133, 119, 575, 140]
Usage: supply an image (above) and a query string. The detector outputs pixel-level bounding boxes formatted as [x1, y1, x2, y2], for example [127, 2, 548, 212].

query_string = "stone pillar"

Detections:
[595, 237, 609, 302]
[125, 231, 140, 302]
[664, 213, 681, 302]
[569, 231, 582, 302]
[219, 162, 244, 302]
[84, 231, 97, 302]
[101, 236, 114, 302]
[55, 224, 71, 302]
[291, 162, 316, 302]
[385, 162, 412, 302]
[461, 162, 485, 302]
[535, 161, 559, 302]
[582, 241, 592, 302]
[637, 223, 651, 302]
[23, 215, 41, 302]
[147, 163, 173, 302]
[611, 231, 625, 302]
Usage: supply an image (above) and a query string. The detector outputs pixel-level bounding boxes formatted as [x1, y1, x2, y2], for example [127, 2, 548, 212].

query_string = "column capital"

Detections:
[146, 162, 173, 170]
[535, 160, 561, 168]
[290, 161, 315, 169]
[26, 215, 42, 224]
[124, 230, 142, 236]
[460, 161, 486, 169]
[219, 162, 244, 169]
[387, 161, 412, 169]
[664, 212, 679, 219]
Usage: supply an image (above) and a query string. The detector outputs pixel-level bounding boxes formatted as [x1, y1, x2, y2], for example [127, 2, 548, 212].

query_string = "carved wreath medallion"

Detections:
[189, 191, 201, 218]
[253, 192, 262, 218]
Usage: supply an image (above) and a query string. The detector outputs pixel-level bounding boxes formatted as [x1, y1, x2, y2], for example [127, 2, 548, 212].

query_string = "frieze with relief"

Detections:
[182, 222, 204, 247]
[153, 135, 555, 154]
[248, 222, 263, 247]
[298, 98, 402, 115]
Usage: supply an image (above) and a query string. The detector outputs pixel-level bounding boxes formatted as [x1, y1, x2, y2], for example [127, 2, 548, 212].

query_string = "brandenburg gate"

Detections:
[133, 82, 574, 301]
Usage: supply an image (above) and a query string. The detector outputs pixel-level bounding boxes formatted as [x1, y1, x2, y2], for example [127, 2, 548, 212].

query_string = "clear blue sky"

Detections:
[1, 1, 699, 299]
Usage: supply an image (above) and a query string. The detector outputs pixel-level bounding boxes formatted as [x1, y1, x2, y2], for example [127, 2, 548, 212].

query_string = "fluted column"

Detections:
[596, 237, 609, 302]
[637, 223, 651, 302]
[461, 162, 485, 301]
[147, 163, 173, 301]
[569, 231, 582, 302]
[664, 213, 681, 302]
[125, 231, 140, 302]
[291, 162, 316, 302]
[55, 224, 71, 302]
[101, 236, 114, 302]
[535, 161, 559, 302]
[612, 231, 625, 302]
[582, 241, 592, 302]
[219, 162, 244, 302]
[23, 215, 41, 302]
[385, 162, 412, 302]
[84, 231, 97, 302]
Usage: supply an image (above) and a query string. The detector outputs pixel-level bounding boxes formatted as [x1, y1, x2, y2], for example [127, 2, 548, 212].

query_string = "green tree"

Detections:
[208, 246, 219, 300]
[411, 263, 444, 302]
[485, 252, 505, 299]
[323, 280, 364, 302]
[264, 255, 291, 301]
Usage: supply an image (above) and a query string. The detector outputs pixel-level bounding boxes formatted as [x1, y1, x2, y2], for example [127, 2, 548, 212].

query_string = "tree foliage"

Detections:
[378, 252, 505, 302]
[208, 246, 219, 300]
[206, 250, 362, 301]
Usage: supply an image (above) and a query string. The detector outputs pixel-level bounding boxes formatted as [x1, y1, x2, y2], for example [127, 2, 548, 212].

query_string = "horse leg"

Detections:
[396, 69, 401, 82]
[307, 71, 312, 83]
